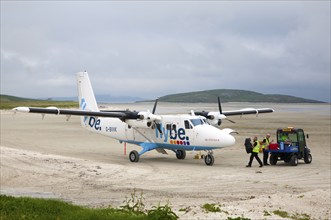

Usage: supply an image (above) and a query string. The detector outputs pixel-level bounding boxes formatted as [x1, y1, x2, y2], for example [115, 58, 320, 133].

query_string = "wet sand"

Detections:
[1, 103, 330, 219]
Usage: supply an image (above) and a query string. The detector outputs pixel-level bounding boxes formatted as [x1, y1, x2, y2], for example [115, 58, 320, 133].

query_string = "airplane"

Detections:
[12, 71, 274, 166]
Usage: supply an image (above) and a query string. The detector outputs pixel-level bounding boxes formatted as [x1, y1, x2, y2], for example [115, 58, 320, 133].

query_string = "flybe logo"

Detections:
[81, 98, 101, 131]
[81, 98, 88, 124]
[156, 124, 190, 146]
[81, 98, 87, 110]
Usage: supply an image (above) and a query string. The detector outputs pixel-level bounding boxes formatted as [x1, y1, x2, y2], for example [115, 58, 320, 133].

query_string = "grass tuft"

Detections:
[0, 193, 179, 220]
[202, 203, 221, 212]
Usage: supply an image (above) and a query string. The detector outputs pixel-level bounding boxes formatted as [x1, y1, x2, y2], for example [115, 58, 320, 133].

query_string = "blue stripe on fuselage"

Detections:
[121, 140, 219, 151]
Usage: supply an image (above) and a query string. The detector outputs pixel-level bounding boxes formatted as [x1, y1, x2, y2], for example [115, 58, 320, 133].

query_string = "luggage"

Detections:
[269, 143, 279, 150]
[244, 138, 253, 154]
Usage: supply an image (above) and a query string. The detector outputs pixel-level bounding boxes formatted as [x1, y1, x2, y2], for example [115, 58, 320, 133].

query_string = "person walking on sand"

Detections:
[246, 136, 263, 167]
[262, 133, 272, 165]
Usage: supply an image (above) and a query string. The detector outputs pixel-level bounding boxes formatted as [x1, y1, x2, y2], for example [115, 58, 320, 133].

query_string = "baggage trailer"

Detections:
[267, 127, 312, 166]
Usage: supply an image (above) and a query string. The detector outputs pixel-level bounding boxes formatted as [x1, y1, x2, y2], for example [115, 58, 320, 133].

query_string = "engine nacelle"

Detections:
[126, 111, 161, 129]
[125, 119, 153, 129]
[137, 111, 161, 122]
[206, 112, 226, 126]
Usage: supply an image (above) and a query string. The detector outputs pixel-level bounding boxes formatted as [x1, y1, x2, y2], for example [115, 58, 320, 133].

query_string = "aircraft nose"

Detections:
[220, 131, 236, 147]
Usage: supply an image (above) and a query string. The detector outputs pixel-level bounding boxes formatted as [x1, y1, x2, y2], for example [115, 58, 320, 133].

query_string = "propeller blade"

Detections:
[218, 97, 222, 114]
[226, 118, 236, 123]
[155, 123, 163, 134]
[152, 98, 159, 114]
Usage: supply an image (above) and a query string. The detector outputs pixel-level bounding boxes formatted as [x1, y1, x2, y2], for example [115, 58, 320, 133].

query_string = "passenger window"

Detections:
[166, 124, 177, 131]
[172, 124, 176, 131]
[185, 120, 192, 129]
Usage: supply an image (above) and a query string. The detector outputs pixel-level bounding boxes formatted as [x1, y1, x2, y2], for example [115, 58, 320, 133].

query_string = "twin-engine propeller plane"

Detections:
[12, 72, 274, 166]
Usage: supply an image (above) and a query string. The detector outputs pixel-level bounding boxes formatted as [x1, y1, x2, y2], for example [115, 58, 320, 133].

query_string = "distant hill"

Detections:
[0, 94, 78, 109]
[158, 89, 324, 103]
[0, 94, 37, 102]
[53, 95, 145, 103]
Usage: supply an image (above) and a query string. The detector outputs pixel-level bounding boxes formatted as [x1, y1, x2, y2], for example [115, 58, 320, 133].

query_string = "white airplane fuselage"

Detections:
[13, 71, 273, 165]
[83, 114, 236, 151]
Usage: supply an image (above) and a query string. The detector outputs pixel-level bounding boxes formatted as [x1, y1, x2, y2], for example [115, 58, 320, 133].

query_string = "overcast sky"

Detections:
[1, 1, 330, 102]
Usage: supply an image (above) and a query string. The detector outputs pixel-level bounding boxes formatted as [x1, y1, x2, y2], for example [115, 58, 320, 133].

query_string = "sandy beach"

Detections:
[1, 103, 330, 219]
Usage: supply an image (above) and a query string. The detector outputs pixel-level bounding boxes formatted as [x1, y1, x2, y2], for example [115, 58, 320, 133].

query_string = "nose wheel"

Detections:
[204, 151, 214, 166]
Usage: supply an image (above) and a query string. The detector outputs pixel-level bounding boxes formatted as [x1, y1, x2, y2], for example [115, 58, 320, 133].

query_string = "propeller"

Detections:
[218, 96, 222, 114]
[217, 97, 222, 125]
[217, 96, 235, 124]
[152, 98, 163, 134]
[152, 97, 159, 114]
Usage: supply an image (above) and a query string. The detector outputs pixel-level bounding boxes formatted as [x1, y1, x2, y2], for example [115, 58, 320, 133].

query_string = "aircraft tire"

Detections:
[129, 150, 139, 162]
[176, 150, 186, 159]
[204, 154, 214, 166]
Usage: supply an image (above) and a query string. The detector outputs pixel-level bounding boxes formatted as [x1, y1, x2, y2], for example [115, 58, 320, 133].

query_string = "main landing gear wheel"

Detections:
[176, 150, 186, 160]
[204, 154, 214, 166]
[129, 150, 139, 162]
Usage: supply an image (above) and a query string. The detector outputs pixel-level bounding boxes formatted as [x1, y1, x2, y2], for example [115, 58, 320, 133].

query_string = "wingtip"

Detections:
[11, 107, 30, 113]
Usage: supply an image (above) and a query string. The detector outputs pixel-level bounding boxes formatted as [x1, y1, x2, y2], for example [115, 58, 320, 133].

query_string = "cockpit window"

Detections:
[190, 119, 204, 127]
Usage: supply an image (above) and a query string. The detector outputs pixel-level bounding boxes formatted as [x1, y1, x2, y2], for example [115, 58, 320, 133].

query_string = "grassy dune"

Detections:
[0, 195, 178, 220]
[0, 95, 78, 110]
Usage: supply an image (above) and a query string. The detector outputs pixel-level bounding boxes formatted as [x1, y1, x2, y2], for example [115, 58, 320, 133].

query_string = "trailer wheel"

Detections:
[304, 153, 312, 164]
[290, 155, 298, 166]
[284, 156, 291, 163]
[270, 154, 278, 165]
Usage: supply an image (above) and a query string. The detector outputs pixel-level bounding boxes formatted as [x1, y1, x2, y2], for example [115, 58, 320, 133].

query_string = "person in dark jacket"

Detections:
[246, 136, 263, 167]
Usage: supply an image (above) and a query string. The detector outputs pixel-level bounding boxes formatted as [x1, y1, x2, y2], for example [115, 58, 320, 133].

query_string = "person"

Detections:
[246, 136, 263, 167]
[281, 133, 292, 145]
[262, 133, 272, 165]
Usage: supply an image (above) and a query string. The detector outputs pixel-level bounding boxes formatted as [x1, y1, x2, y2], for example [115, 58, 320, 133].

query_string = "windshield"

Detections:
[190, 119, 204, 126]
[278, 132, 298, 142]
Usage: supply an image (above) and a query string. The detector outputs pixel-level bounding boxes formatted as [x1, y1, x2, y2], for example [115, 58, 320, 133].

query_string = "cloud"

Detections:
[1, 1, 330, 102]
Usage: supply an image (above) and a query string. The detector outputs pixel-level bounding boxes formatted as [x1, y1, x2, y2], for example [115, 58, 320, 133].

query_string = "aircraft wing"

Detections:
[194, 107, 274, 126]
[222, 108, 274, 116]
[11, 107, 138, 120]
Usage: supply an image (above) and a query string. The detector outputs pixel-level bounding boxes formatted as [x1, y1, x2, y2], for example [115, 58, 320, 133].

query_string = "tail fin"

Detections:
[77, 71, 99, 126]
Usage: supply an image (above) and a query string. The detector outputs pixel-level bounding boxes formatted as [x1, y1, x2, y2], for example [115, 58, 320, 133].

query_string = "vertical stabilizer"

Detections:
[77, 71, 99, 126]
